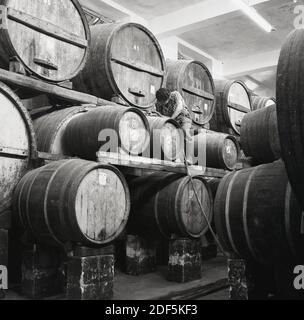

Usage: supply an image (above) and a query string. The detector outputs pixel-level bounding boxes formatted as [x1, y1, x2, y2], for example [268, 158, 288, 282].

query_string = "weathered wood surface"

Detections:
[214, 160, 304, 266]
[64, 105, 150, 160]
[0, 82, 37, 214]
[276, 29, 304, 208]
[13, 159, 131, 247]
[34, 106, 94, 155]
[0, 0, 90, 82]
[210, 80, 252, 135]
[0, 68, 115, 106]
[166, 59, 215, 126]
[192, 129, 240, 171]
[97, 151, 228, 178]
[73, 22, 166, 109]
[241, 104, 281, 164]
[252, 96, 276, 111]
[128, 173, 213, 240]
[146, 116, 183, 162]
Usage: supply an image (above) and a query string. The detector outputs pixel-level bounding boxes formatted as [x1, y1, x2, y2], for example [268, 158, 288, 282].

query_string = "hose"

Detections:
[181, 148, 229, 258]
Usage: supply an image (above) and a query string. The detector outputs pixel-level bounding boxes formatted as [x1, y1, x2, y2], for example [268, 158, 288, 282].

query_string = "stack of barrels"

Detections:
[2, 1, 296, 298]
[0, 0, 214, 256]
[212, 29, 304, 299]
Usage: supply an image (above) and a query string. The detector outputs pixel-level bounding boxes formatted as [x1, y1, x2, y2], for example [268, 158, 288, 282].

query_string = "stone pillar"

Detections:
[168, 238, 202, 283]
[124, 235, 157, 276]
[201, 233, 218, 261]
[228, 259, 249, 300]
[0, 229, 8, 299]
[22, 244, 65, 299]
[228, 259, 275, 300]
[66, 246, 114, 300]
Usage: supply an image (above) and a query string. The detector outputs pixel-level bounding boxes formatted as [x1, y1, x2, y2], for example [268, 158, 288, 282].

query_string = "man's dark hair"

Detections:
[156, 88, 171, 102]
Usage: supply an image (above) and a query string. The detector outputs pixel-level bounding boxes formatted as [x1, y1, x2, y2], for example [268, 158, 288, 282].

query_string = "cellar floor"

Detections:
[114, 256, 228, 300]
[4, 256, 228, 300]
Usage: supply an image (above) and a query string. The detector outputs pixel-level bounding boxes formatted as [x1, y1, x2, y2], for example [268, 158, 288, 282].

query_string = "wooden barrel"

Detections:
[252, 96, 276, 111]
[146, 116, 183, 161]
[191, 130, 240, 170]
[128, 173, 213, 240]
[214, 160, 304, 266]
[64, 105, 150, 160]
[13, 159, 130, 247]
[0, 82, 37, 213]
[73, 22, 166, 109]
[33, 106, 94, 156]
[207, 178, 221, 199]
[241, 104, 281, 164]
[0, 0, 90, 83]
[276, 29, 304, 208]
[210, 80, 252, 135]
[165, 60, 216, 126]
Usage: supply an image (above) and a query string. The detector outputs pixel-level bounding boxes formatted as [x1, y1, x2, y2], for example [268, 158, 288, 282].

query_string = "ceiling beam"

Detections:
[223, 49, 279, 78]
[79, 0, 146, 24]
[149, 0, 272, 39]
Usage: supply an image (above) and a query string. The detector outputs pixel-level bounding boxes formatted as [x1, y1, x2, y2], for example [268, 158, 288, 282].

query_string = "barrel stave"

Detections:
[13, 159, 131, 247]
[74, 23, 166, 109]
[211, 80, 252, 135]
[214, 161, 304, 266]
[64, 105, 150, 160]
[252, 96, 276, 111]
[193, 130, 239, 170]
[129, 173, 213, 240]
[146, 116, 183, 161]
[34, 106, 93, 155]
[241, 104, 281, 164]
[0, 0, 90, 82]
[0, 81, 37, 213]
[166, 59, 215, 126]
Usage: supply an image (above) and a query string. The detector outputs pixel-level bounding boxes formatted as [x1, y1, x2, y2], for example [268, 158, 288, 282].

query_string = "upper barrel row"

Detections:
[0, 0, 273, 134]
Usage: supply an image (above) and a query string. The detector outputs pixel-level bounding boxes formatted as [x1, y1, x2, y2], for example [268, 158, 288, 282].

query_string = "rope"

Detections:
[182, 148, 229, 258]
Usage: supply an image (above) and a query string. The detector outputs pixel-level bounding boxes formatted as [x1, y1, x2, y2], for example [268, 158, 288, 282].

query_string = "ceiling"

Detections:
[111, 0, 206, 19]
[179, 0, 295, 60]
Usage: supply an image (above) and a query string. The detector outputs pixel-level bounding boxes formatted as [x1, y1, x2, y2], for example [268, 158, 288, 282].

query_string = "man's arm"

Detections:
[170, 92, 184, 119]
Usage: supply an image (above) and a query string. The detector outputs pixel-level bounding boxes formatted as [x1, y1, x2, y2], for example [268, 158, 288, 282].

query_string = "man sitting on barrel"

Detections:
[155, 88, 194, 164]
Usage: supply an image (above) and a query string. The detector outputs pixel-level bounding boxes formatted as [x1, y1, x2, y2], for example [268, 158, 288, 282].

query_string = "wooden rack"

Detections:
[97, 152, 228, 178]
[2, 68, 228, 180]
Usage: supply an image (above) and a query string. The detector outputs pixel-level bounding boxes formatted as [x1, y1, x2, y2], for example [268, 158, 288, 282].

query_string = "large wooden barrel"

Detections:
[128, 173, 213, 240]
[210, 80, 252, 135]
[146, 116, 183, 161]
[73, 22, 166, 109]
[191, 130, 240, 170]
[0, 82, 37, 213]
[165, 60, 216, 126]
[252, 96, 276, 111]
[214, 161, 304, 266]
[13, 159, 130, 247]
[34, 106, 93, 155]
[64, 105, 150, 160]
[0, 0, 90, 83]
[276, 29, 304, 208]
[241, 104, 281, 164]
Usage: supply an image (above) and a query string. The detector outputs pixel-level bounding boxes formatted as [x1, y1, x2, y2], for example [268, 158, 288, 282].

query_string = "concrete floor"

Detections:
[4, 257, 228, 300]
[114, 256, 228, 300]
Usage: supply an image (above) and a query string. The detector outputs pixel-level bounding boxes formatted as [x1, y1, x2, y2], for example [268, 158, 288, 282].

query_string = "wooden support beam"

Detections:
[0, 68, 116, 106]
